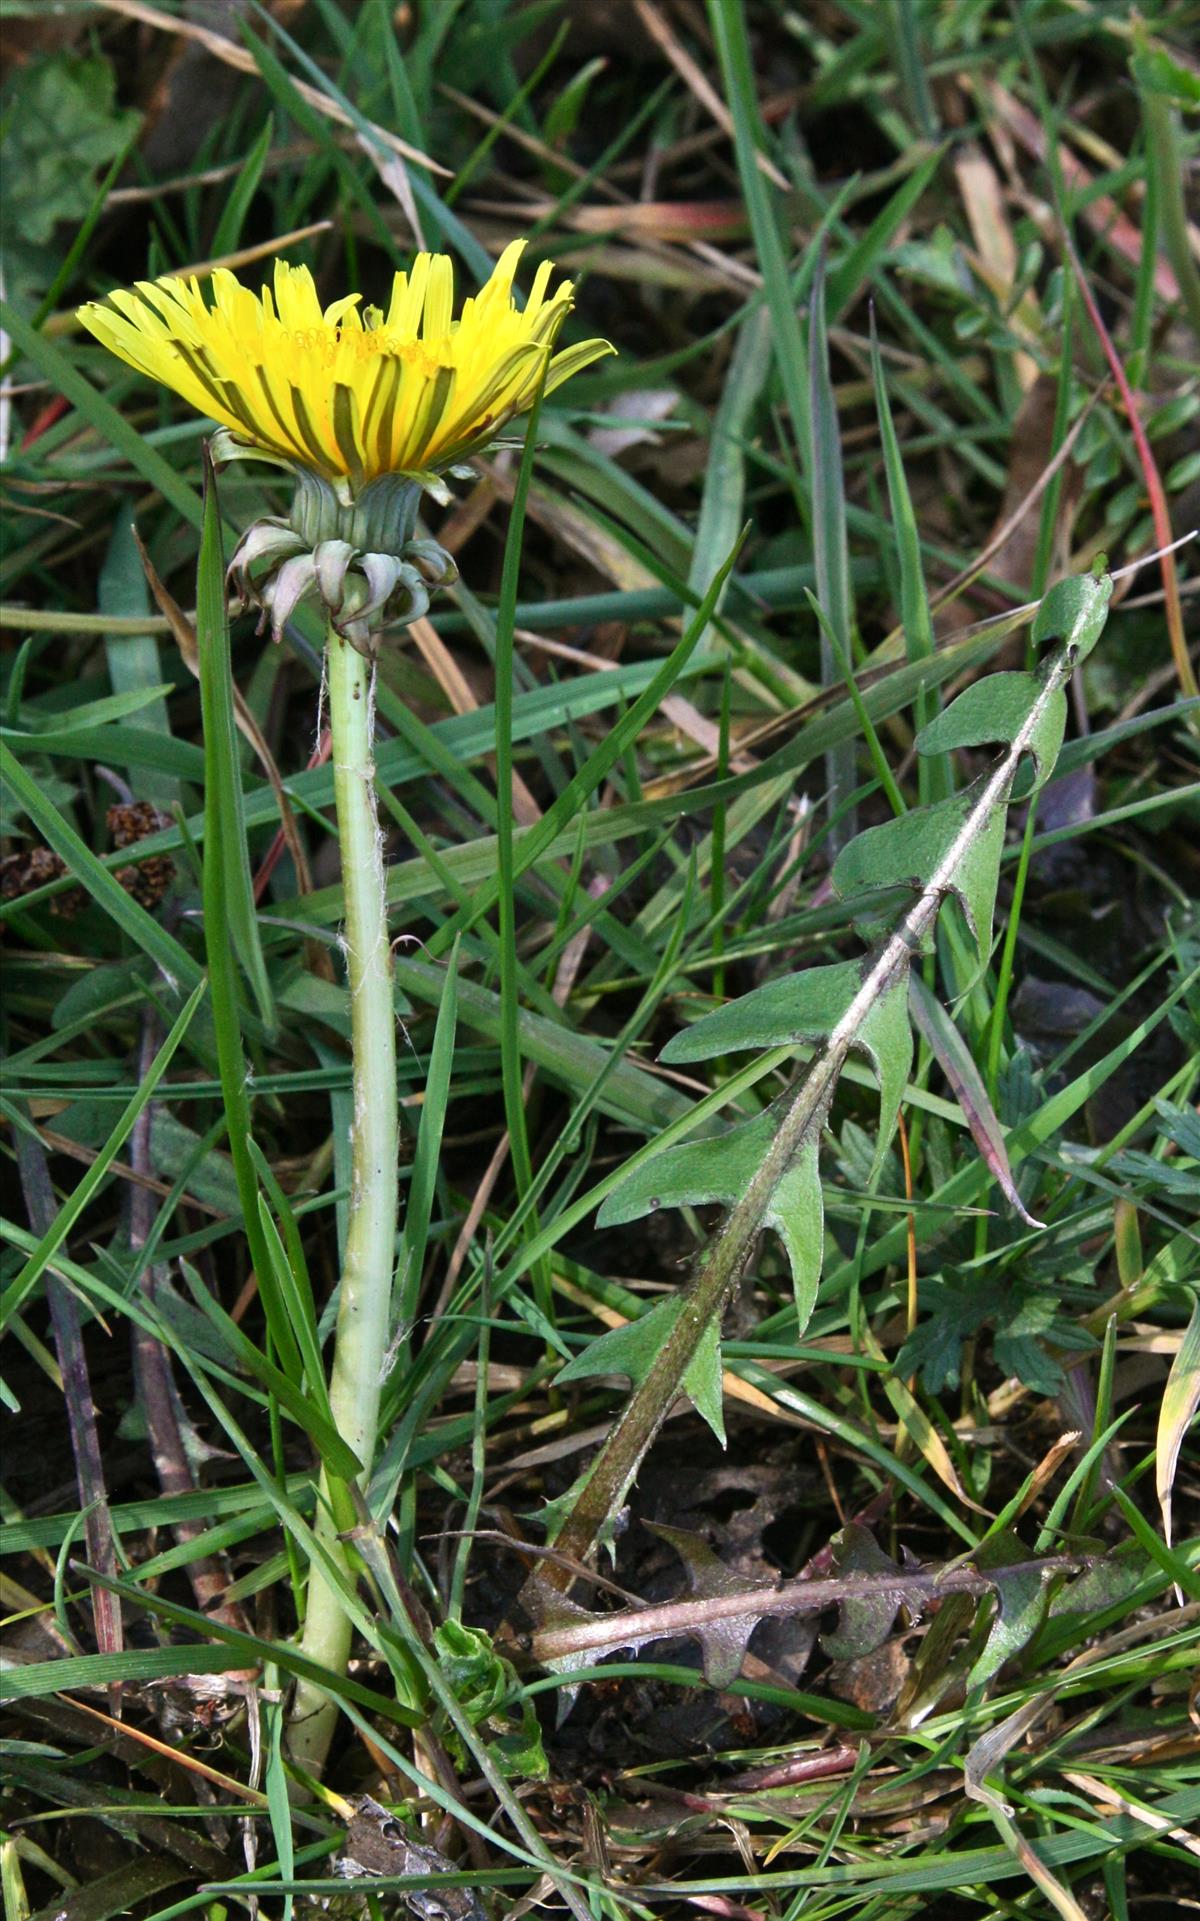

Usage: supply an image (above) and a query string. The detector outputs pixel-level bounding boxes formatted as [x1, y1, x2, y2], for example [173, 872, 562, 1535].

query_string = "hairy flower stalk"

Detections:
[286, 625, 398, 1769]
[80, 242, 611, 1776]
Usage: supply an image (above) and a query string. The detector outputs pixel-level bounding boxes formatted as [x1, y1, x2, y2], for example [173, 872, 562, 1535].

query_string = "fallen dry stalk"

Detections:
[531, 1556, 1087, 1667]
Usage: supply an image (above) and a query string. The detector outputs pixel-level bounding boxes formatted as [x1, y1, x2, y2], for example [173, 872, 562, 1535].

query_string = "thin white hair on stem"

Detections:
[315, 646, 328, 754]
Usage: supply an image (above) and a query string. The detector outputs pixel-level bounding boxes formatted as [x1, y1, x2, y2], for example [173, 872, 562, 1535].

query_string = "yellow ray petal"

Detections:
[78, 242, 614, 485]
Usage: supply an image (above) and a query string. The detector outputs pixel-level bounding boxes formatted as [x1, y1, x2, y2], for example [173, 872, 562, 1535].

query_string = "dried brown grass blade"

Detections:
[633, 0, 789, 190]
[94, 0, 447, 172]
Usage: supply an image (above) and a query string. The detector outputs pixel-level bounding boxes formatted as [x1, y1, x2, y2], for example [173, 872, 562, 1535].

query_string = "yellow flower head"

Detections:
[77, 240, 613, 488]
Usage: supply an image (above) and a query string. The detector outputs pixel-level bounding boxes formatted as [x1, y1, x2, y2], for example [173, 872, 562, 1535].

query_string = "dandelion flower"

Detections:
[77, 239, 613, 488]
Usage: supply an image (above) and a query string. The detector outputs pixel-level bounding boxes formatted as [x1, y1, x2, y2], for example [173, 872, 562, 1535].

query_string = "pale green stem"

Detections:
[287, 625, 398, 1777]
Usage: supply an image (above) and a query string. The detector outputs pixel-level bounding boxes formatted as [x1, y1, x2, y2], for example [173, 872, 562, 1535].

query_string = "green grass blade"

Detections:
[0, 300, 202, 529]
[825, 146, 943, 319]
[688, 304, 773, 657]
[210, 113, 276, 260]
[707, 0, 810, 445]
[870, 308, 947, 805]
[176, 1261, 359, 1477]
[1157, 1293, 1200, 1550]
[195, 462, 277, 1297]
[99, 508, 178, 810]
[0, 980, 206, 1331]
[197, 453, 273, 1027]
[808, 252, 859, 849]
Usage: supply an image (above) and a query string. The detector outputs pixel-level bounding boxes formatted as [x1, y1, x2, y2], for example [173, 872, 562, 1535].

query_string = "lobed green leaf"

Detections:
[1030, 569, 1113, 661]
[597, 1109, 825, 1330]
[915, 667, 1067, 793]
[662, 962, 911, 1172]
[833, 781, 1008, 967]
[556, 1296, 726, 1443]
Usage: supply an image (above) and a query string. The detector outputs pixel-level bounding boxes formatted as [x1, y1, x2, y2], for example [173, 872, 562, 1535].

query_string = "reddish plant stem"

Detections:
[1067, 235, 1197, 700]
[531, 1557, 1086, 1667]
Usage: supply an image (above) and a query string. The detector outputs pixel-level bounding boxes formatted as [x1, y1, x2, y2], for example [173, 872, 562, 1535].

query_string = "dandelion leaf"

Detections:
[535, 1474, 626, 1564]
[821, 1523, 907, 1659]
[968, 1532, 1051, 1690]
[661, 960, 863, 1064]
[915, 667, 1067, 793]
[764, 1137, 824, 1329]
[832, 781, 1008, 968]
[518, 1580, 606, 1689]
[597, 1109, 825, 1331]
[909, 971, 1042, 1222]
[528, 1527, 776, 1689]
[647, 1523, 775, 1686]
[555, 1295, 725, 1443]
[662, 962, 911, 1173]
[597, 1108, 777, 1225]
[1031, 570, 1112, 662]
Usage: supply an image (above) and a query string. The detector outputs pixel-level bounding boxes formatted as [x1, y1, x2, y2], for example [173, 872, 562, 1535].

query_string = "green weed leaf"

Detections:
[1030, 570, 1113, 661]
[915, 667, 1067, 793]
[663, 962, 911, 1172]
[646, 1523, 775, 1686]
[1156, 1293, 1200, 1550]
[833, 782, 1008, 967]
[969, 1535, 1051, 1690]
[520, 545, 1113, 1581]
[597, 1109, 824, 1330]
[557, 1296, 725, 1443]
[196, 453, 274, 1029]
[1130, 43, 1200, 107]
[433, 1621, 547, 1781]
[0, 54, 139, 295]
[821, 1524, 907, 1659]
